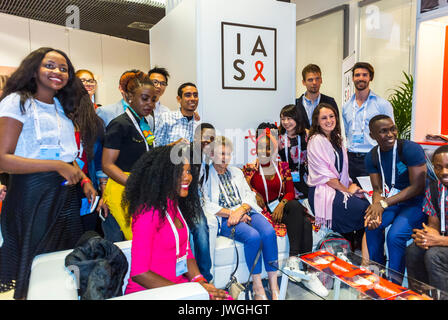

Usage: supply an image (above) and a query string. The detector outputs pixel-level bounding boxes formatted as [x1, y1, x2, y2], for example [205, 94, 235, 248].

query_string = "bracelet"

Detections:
[80, 178, 92, 188]
[191, 274, 207, 283]
[281, 199, 288, 205]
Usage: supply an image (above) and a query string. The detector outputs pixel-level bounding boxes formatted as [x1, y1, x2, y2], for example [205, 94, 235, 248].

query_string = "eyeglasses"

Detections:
[151, 79, 167, 87]
[80, 78, 96, 84]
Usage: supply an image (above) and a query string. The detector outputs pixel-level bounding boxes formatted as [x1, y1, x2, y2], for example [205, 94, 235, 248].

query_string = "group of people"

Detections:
[0, 47, 447, 301]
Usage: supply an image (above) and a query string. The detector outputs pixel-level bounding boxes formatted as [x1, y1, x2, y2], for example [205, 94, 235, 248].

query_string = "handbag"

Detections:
[224, 225, 262, 300]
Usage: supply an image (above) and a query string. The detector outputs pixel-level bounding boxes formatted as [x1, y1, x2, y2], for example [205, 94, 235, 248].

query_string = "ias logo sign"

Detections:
[221, 22, 277, 90]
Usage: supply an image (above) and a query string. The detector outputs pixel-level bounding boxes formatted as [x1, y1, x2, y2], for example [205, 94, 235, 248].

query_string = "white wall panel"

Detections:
[29, 19, 69, 54]
[0, 13, 30, 67]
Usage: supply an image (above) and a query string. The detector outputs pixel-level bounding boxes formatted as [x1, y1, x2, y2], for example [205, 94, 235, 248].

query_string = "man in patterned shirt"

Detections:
[154, 82, 200, 147]
[406, 145, 448, 297]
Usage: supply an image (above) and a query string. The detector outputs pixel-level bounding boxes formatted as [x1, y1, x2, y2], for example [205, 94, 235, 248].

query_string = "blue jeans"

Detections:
[219, 211, 278, 275]
[366, 199, 427, 276]
[188, 206, 213, 282]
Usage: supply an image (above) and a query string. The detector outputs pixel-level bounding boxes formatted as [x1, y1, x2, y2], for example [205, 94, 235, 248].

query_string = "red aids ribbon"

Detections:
[253, 61, 266, 82]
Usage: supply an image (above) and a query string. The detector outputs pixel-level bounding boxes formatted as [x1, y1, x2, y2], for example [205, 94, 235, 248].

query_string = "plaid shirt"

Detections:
[154, 110, 199, 147]
[217, 170, 242, 208]
[423, 181, 448, 229]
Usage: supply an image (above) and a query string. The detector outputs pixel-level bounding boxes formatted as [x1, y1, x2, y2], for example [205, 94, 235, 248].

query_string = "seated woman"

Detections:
[278, 104, 309, 199]
[307, 103, 369, 248]
[122, 145, 229, 300]
[102, 71, 157, 240]
[203, 136, 280, 300]
[242, 123, 327, 296]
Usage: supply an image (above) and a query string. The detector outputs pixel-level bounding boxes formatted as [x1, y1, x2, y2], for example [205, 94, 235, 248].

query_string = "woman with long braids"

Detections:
[0, 47, 98, 299]
[122, 145, 229, 300]
[102, 71, 158, 240]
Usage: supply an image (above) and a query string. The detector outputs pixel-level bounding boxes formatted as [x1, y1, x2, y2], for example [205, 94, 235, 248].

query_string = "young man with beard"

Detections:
[364, 115, 427, 283]
[406, 145, 448, 298]
[342, 62, 394, 186]
[295, 64, 338, 129]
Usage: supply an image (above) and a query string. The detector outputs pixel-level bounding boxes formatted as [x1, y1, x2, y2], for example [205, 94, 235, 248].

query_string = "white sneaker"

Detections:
[286, 256, 300, 270]
[303, 272, 329, 297]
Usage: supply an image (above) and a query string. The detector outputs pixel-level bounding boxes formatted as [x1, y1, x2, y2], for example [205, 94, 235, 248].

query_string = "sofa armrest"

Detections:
[27, 250, 79, 300]
[109, 282, 209, 300]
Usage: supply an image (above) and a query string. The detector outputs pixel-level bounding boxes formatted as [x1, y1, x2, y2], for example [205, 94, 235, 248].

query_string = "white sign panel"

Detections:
[221, 22, 277, 90]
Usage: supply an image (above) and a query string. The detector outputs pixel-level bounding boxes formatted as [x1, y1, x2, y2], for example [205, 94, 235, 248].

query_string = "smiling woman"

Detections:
[75, 69, 98, 107]
[101, 71, 158, 240]
[0, 47, 95, 300]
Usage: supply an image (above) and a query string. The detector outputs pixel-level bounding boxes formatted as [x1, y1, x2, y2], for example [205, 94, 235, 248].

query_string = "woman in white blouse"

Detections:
[203, 136, 280, 300]
[0, 47, 97, 299]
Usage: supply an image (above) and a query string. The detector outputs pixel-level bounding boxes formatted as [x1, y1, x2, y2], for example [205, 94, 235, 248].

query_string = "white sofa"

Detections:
[27, 240, 209, 300]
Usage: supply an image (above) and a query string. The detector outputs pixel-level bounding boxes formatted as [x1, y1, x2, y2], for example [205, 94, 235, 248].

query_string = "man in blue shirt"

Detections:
[364, 115, 427, 283]
[295, 64, 339, 129]
[342, 62, 394, 186]
[155, 82, 200, 147]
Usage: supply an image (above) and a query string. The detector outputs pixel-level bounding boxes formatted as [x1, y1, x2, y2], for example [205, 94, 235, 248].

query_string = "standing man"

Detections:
[148, 66, 171, 128]
[364, 115, 427, 283]
[155, 82, 200, 146]
[342, 62, 394, 185]
[295, 64, 339, 129]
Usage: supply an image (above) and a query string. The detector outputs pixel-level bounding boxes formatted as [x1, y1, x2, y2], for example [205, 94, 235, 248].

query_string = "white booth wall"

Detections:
[0, 12, 150, 106]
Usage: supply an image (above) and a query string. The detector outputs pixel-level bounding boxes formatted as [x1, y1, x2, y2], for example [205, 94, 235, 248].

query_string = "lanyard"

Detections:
[165, 206, 190, 259]
[31, 98, 62, 146]
[378, 141, 397, 198]
[217, 170, 242, 208]
[351, 98, 368, 133]
[283, 134, 301, 166]
[442, 186, 446, 235]
[125, 108, 150, 151]
[259, 161, 282, 203]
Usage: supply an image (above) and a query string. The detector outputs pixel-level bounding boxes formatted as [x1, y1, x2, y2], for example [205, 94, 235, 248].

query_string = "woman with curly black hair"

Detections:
[122, 145, 229, 300]
[0, 47, 98, 299]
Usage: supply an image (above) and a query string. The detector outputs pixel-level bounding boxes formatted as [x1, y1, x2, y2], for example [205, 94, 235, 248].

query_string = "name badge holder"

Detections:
[126, 108, 150, 152]
[31, 98, 63, 160]
[377, 141, 399, 198]
[259, 161, 283, 213]
[165, 206, 190, 277]
[283, 134, 301, 183]
[351, 100, 368, 146]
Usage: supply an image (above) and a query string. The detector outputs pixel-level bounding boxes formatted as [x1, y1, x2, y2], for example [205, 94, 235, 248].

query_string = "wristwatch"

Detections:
[379, 200, 388, 209]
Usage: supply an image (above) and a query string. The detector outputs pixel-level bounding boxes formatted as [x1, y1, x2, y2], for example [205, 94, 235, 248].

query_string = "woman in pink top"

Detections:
[122, 145, 229, 299]
[307, 103, 369, 250]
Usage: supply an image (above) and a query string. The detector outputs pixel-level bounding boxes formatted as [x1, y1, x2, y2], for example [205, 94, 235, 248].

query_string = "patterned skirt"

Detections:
[0, 171, 83, 299]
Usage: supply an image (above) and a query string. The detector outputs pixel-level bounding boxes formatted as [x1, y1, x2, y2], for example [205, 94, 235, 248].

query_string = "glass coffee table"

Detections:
[269, 249, 447, 300]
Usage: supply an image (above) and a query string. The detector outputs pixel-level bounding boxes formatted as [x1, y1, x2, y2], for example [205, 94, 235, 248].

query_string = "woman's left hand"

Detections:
[271, 202, 285, 223]
[200, 283, 231, 300]
[96, 197, 109, 218]
[227, 210, 244, 227]
[82, 181, 97, 202]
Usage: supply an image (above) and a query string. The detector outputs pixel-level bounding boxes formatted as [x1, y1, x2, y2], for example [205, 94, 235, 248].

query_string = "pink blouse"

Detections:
[125, 199, 195, 295]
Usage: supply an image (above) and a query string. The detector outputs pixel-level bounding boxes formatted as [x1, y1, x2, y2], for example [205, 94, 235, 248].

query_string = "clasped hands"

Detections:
[227, 205, 251, 227]
[412, 223, 442, 250]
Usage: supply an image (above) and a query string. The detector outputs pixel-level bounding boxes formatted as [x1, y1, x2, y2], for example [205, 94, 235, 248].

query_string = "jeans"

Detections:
[406, 242, 448, 299]
[366, 199, 427, 277]
[219, 211, 278, 275]
[188, 206, 213, 282]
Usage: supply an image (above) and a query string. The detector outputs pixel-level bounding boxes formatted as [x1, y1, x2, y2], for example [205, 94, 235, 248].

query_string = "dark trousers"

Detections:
[348, 152, 369, 187]
[280, 200, 313, 256]
[406, 242, 448, 299]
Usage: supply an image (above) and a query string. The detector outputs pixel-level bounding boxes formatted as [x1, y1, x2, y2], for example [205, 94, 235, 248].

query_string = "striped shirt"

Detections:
[217, 170, 242, 208]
